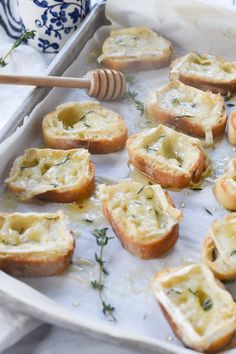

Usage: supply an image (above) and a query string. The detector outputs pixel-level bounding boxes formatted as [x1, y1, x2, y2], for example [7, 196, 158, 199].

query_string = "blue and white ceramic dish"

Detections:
[0, 0, 90, 53]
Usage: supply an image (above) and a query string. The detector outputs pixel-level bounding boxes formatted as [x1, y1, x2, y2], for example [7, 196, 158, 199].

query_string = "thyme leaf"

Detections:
[125, 90, 144, 115]
[91, 228, 116, 321]
[202, 298, 213, 311]
[230, 250, 236, 256]
[204, 207, 213, 215]
[54, 155, 70, 167]
[0, 29, 35, 68]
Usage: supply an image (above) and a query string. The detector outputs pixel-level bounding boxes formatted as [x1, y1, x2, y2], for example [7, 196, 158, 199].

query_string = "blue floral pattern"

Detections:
[33, 0, 90, 53]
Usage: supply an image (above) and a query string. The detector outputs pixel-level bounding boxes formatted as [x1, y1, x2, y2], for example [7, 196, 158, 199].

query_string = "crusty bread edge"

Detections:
[43, 118, 128, 154]
[171, 73, 236, 96]
[101, 191, 179, 259]
[101, 51, 172, 72]
[0, 240, 75, 277]
[127, 135, 206, 189]
[203, 234, 236, 281]
[8, 162, 95, 203]
[158, 301, 234, 353]
[214, 176, 236, 211]
[146, 102, 227, 139]
[228, 111, 236, 146]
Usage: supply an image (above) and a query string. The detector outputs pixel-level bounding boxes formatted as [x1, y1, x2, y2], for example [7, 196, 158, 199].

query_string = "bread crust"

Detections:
[127, 129, 207, 189]
[42, 102, 127, 154]
[99, 27, 172, 72]
[158, 302, 234, 353]
[0, 211, 75, 277]
[151, 264, 236, 353]
[6, 149, 95, 203]
[101, 54, 172, 72]
[170, 53, 236, 95]
[37, 162, 95, 203]
[228, 111, 236, 146]
[203, 234, 236, 281]
[174, 74, 236, 96]
[102, 203, 179, 260]
[147, 82, 227, 139]
[214, 175, 236, 210]
[0, 244, 74, 277]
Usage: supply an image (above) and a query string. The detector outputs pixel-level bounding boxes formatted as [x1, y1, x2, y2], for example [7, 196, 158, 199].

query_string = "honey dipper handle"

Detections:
[0, 74, 91, 89]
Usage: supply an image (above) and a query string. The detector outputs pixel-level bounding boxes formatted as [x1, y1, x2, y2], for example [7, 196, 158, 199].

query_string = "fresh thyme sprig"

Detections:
[91, 228, 116, 321]
[125, 90, 144, 115]
[0, 29, 36, 68]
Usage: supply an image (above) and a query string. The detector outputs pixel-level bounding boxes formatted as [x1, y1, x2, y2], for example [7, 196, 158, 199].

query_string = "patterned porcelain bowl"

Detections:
[18, 0, 90, 53]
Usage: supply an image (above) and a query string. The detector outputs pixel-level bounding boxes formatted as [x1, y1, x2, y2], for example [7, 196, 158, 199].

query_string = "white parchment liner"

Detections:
[0, 1, 236, 353]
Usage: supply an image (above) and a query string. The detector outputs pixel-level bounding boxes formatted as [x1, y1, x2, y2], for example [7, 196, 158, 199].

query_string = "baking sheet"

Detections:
[0, 0, 236, 353]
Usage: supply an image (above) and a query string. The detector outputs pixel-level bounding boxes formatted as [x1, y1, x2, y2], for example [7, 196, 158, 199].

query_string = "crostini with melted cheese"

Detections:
[127, 125, 208, 189]
[98, 182, 182, 259]
[147, 80, 227, 145]
[98, 27, 172, 72]
[203, 213, 236, 280]
[228, 110, 236, 146]
[42, 102, 127, 154]
[5, 148, 95, 202]
[0, 211, 74, 277]
[214, 158, 236, 210]
[170, 52, 236, 95]
[151, 263, 236, 353]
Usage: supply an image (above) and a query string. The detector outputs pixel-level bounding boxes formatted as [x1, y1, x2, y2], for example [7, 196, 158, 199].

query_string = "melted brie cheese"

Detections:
[43, 102, 125, 140]
[0, 211, 73, 253]
[152, 263, 236, 348]
[211, 214, 236, 267]
[98, 27, 171, 62]
[154, 80, 224, 127]
[171, 52, 236, 81]
[128, 125, 206, 175]
[5, 148, 91, 200]
[98, 182, 182, 242]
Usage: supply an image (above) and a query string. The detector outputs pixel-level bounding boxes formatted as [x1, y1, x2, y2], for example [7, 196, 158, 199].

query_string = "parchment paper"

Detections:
[0, 1, 236, 353]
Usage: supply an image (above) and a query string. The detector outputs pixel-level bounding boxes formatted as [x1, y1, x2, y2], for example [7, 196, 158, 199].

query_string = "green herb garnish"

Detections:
[83, 218, 93, 223]
[91, 228, 116, 321]
[227, 103, 235, 108]
[204, 207, 213, 215]
[0, 29, 36, 67]
[137, 185, 145, 194]
[125, 90, 144, 115]
[50, 183, 59, 188]
[188, 288, 199, 296]
[202, 298, 213, 311]
[172, 98, 181, 105]
[176, 114, 193, 118]
[124, 72, 135, 84]
[83, 122, 91, 128]
[54, 155, 70, 167]
[230, 250, 236, 256]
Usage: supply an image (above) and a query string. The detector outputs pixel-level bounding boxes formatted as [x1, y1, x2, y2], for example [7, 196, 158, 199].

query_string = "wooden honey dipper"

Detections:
[0, 69, 126, 100]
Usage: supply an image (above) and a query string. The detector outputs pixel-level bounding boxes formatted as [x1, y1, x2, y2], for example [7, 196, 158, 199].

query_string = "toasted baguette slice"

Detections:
[147, 80, 227, 144]
[98, 182, 182, 259]
[151, 263, 236, 353]
[228, 110, 236, 146]
[97, 27, 172, 72]
[214, 158, 236, 210]
[126, 125, 208, 189]
[170, 52, 236, 95]
[42, 102, 127, 154]
[203, 214, 236, 280]
[5, 148, 95, 202]
[0, 211, 74, 277]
